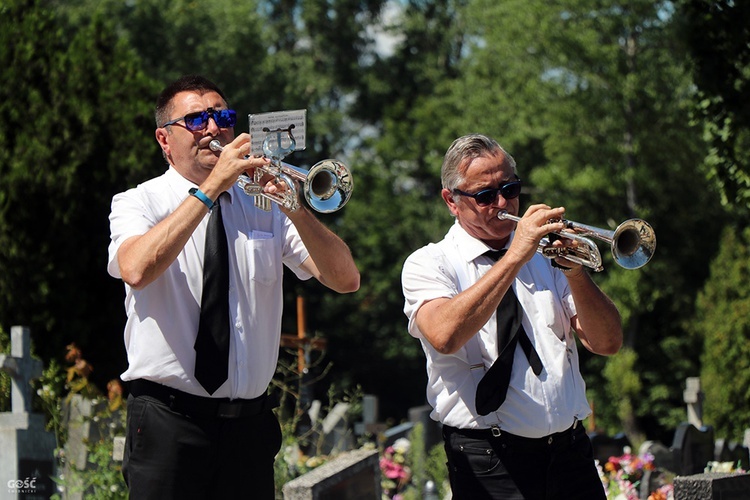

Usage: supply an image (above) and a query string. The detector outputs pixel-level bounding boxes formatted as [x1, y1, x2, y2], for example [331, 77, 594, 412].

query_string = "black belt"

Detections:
[444, 421, 581, 449]
[129, 379, 275, 419]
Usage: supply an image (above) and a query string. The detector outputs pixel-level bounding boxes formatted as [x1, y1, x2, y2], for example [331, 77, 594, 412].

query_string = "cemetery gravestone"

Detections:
[408, 405, 441, 453]
[62, 395, 120, 500]
[381, 422, 414, 449]
[638, 441, 676, 500]
[282, 447, 381, 500]
[0, 326, 56, 500]
[320, 402, 354, 455]
[588, 431, 632, 466]
[714, 438, 750, 467]
[673, 472, 750, 500]
[672, 423, 715, 476]
[354, 395, 387, 437]
[639, 440, 675, 472]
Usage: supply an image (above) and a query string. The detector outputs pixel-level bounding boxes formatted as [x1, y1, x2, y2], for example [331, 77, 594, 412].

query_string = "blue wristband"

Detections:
[189, 187, 215, 209]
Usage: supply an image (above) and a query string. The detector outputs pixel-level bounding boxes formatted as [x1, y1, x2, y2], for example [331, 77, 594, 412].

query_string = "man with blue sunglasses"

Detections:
[107, 75, 360, 499]
[401, 134, 621, 499]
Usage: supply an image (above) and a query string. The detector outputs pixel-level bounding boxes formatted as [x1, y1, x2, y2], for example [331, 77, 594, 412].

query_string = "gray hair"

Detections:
[440, 134, 516, 191]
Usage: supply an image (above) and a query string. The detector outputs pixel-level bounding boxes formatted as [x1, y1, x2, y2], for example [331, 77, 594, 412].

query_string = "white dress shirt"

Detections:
[108, 167, 312, 399]
[401, 221, 592, 438]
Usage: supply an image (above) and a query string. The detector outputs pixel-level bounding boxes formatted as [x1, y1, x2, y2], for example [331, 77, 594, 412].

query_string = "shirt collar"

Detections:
[166, 166, 233, 204]
[447, 220, 515, 264]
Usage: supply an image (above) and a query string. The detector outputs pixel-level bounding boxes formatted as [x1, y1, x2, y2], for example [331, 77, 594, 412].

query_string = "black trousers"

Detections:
[443, 423, 606, 500]
[122, 389, 282, 500]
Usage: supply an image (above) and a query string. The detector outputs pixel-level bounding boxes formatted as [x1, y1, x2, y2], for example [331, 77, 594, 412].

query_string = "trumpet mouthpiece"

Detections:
[209, 140, 224, 152]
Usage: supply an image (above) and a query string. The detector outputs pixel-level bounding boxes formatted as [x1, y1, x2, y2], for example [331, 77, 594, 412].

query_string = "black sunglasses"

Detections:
[453, 179, 523, 206]
[161, 108, 237, 131]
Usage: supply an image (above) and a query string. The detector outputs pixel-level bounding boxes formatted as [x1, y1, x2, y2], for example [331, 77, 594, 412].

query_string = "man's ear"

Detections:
[155, 128, 170, 159]
[441, 188, 460, 217]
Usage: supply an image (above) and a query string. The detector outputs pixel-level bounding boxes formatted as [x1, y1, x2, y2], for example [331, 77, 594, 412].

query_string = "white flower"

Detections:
[705, 461, 736, 473]
[282, 444, 300, 466]
[392, 438, 410, 455]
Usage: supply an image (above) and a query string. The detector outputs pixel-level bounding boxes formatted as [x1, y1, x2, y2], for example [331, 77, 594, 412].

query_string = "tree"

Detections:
[0, 0, 159, 381]
[678, 0, 750, 210]
[678, 0, 750, 443]
[694, 226, 750, 442]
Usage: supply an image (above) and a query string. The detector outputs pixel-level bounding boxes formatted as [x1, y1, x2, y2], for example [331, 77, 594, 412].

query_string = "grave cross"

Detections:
[683, 376, 704, 428]
[0, 326, 43, 414]
[280, 296, 328, 374]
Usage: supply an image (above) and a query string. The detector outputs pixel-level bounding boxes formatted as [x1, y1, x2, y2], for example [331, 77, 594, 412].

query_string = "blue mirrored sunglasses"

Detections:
[453, 179, 523, 206]
[161, 108, 237, 131]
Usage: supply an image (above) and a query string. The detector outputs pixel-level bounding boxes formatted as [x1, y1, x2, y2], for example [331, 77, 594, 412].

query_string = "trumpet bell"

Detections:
[304, 159, 353, 213]
[612, 219, 656, 270]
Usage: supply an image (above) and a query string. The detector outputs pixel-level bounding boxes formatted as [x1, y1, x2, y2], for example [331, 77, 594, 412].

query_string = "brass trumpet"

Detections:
[497, 211, 656, 272]
[209, 140, 352, 213]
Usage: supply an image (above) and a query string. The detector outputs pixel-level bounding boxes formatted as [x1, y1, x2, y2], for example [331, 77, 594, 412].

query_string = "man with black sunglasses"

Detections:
[107, 75, 359, 499]
[401, 134, 622, 499]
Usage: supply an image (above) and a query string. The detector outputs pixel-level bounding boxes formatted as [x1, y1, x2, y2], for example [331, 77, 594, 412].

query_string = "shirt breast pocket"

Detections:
[244, 237, 278, 286]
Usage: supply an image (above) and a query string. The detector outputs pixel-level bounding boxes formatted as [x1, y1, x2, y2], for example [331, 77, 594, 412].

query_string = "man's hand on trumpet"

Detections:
[549, 237, 587, 277]
[205, 133, 272, 193]
[504, 204, 566, 264]
[207, 134, 303, 207]
[503, 204, 586, 277]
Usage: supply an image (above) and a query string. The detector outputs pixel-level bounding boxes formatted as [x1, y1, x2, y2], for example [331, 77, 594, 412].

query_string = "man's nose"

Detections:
[491, 191, 509, 208]
[206, 116, 221, 134]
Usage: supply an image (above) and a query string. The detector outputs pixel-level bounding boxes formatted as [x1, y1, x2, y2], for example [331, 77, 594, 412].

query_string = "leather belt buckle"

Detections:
[217, 402, 243, 418]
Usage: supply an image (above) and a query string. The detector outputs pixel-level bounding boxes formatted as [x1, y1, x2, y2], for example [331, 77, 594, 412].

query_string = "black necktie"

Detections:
[475, 249, 543, 416]
[194, 194, 230, 395]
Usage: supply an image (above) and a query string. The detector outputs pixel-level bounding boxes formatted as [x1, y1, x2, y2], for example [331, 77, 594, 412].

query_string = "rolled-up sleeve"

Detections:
[401, 245, 458, 339]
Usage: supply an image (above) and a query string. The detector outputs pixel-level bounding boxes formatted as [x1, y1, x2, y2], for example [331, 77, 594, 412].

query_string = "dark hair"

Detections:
[155, 75, 228, 127]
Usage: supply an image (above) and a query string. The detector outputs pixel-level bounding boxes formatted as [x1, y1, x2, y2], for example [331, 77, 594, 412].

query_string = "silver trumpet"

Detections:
[209, 140, 353, 213]
[497, 211, 656, 272]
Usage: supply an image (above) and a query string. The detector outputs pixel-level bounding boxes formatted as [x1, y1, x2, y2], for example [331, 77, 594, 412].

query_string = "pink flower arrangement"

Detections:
[380, 438, 412, 499]
[598, 447, 673, 500]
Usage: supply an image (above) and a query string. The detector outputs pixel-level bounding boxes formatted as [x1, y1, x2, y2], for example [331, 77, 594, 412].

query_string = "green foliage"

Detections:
[0, 0, 159, 377]
[272, 345, 365, 494]
[51, 399, 127, 500]
[379, 423, 449, 500]
[77, 436, 128, 500]
[34, 358, 68, 448]
[398, 423, 449, 500]
[678, 0, 750, 209]
[602, 348, 644, 446]
[424, 442, 449, 498]
[13, 341, 128, 499]
[695, 226, 750, 442]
